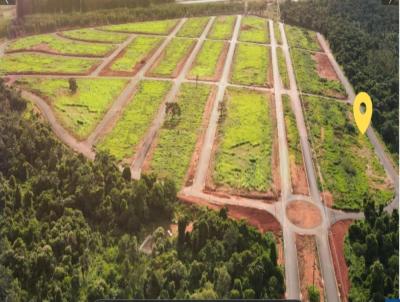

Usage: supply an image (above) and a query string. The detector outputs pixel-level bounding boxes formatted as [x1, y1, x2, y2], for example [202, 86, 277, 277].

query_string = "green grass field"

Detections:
[109, 36, 163, 73]
[213, 88, 273, 192]
[97, 80, 172, 160]
[17, 78, 128, 140]
[208, 15, 236, 40]
[149, 38, 195, 77]
[282, 95, 302, 165]
[0, 53, 100, 75]
[101, 19, 178, 35]
[285, 25, 320, 51]
[303, 95, 393, 210]
[277, 47, 289, 89]
[231, 43, 270, 87]
[61, 28, 129, 43]
[148, 83, 211, 187]
[274, 22, 282, 45]
[239, 16, 269, 44]
[7, 34, 115, 57]
[292, 48, 346, 98]
[188, 40, 225, 80]
[176, 17, 210, 38]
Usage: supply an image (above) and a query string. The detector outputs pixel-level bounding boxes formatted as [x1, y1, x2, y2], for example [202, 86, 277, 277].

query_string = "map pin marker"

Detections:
[353, 92, 372, 134]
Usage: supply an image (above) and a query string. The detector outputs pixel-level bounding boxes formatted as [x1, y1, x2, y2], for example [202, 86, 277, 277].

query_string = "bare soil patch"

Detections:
[170, 222, 193, 236]
[286, 201, 322, 229]
[290, 158, 309, 195]
[321, 191, 334, 208]
[313, 52, 338, 81]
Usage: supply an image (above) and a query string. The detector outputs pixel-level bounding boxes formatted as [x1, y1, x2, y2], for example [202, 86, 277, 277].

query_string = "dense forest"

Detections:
[0, 80, 284, 300]
[281, 0, 399, 156]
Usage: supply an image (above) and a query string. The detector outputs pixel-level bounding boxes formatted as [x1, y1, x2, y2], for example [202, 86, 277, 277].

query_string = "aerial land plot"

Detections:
[148, 38, 195, 78]
[303, 95, 394, 210]
[212, 88, 276, 194]
[285, 25, 320, 51]
[176, 17, 210, 38]
[277, 47, 289, 89]
[231, 43, 271, 87]
[239, 16, 269, 44]
[274, 22, 282, 45]
[6, 34, 115, 57]
[188, 40, 227, 81]
[60, 28, 129, 43]
[145, 83, 212, 187]
[101, 19, 178, 35]
[207, 15, 236, 40]
[17, 78, 129, 140]
[103, 36, 163, 75]
[292, 48, 346, 98]
[0, 53, 100, 75]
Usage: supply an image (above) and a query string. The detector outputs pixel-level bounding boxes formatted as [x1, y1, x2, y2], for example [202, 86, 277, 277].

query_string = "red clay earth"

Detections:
[290, 159, 309, 195]
[296, 234, 325, 302]
[321, 191, 334, 208]
[329, 220, 352, 302]
[286, 200, 322, 229]
[313, 52, 338, 81]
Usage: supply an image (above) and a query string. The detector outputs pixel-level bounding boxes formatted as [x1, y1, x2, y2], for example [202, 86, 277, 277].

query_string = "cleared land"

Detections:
[285, 25, 320, 51]
[97, 80, 172, 161]
[212, 88, 274, 192]
[303, 95, 393, 210]
[231, 43, 270, 87]
[101, 19, 178, 35]
[207, 15, 236, 40]
[146, 83, 212, 187]
[148, 38, 195, 77]
[6, 34, 115, 57]
[277, 47, 289, 89]
[0, 53, 100, 75]
[188, 40, 226, 81]
[17, 78, 128, 140]
[239, 16, 269, 44]
[60, 28, 129, 43]
[176, 17, 210, 38]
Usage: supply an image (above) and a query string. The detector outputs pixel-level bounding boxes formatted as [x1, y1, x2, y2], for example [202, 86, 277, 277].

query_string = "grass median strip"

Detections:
[274, 22, 282, 45]
[239, 16, 269, 44]
[101, 19, 178, 35]
[177, 17, 210, 38]
[207, 15, 236, 40]
[61, 28, 129, 43]
[283, 95, 302, 165]
[285, 25, 320, 51]
[277, 47, 289, 89]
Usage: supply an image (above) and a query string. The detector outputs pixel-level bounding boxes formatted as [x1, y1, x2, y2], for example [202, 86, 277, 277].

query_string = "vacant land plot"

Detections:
[148, 38, 195, 77]
[60, 28, 128, 43]
[277, 47, 289, 89]
[0, 53, 99, 75]
[274, 22, 282, 45]
[17, 78, 128, 140]
[97, 80, 172, 160]
[231, 43, 270, 87]
[101, 19, 178, 35]
[176, 17, 210, 38]
[285, 25, 320, 51]
[213, 88, 274, 192]
[303, 95, 393, 210]
[292, 48, 346, 98]
[208, 15, 236, 40]
[106, 36, 163, 74]
[147, 83, 212, 187]
[188, 40, 226, 81]
[6, 34, 115, 57]
[239, 16, 269, 44]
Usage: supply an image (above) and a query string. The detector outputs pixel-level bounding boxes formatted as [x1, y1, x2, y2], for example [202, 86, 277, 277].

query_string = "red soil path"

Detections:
[286, 201, 322, 229]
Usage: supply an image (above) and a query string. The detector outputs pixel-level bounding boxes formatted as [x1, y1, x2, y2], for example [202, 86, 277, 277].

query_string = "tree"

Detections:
[122, 167, 131, 181]
[214, 266, 231, 298]
[307, 285, 320, 302]
[69, 78, 78, 94]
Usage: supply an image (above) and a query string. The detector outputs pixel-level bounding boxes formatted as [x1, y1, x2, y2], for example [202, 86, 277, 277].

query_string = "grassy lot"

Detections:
[274, 22, 282, 45]
[149, 38, 195, 77]
[282, 95, 302, 165]
[208, 15, 236, 40]
[148, 83, 211, 187]
[213, 88, 273, 192]
[7, 34, 115, 57]
[303, 95, 394, 210]
[188, 40, 225, 80]
[231, 43, 270, 87]
[285, 25, 320, 51]
[101, 19, 178, 35]
[97, 80, 172, 160]
[0, 53, 99, 75]
[239, 16, 269, 44]
[277, 47, 289, 89]
[17, 78, 128, 140]
[176, 17, 210, 38]
[61, 28, 129, 43]
[109, 36, 163, 73]
[292, 48, 346, 98]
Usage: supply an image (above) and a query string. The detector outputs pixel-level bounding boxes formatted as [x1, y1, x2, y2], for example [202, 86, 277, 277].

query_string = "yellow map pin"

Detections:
[353, 92, 372, 134]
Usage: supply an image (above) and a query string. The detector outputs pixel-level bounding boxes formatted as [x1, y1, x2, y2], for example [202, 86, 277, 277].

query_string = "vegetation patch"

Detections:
[231, 43, 270, 87]
[207, 15, 236, 40]
[97, 80, 172, 160]
[282, 95, 302, 165]
[60, 28, 129, 43]
[17, 78, 129, 140]
[285, 25, 320, 51]
[101, 19, 178, 35]
[239, 16, 269, 44]
[176, 17, 210, 38]
[213, 88, 274, 192]
[274, 22, 282, 45]
[303, 95, 393, 210]
[277, 47, 289, 89]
